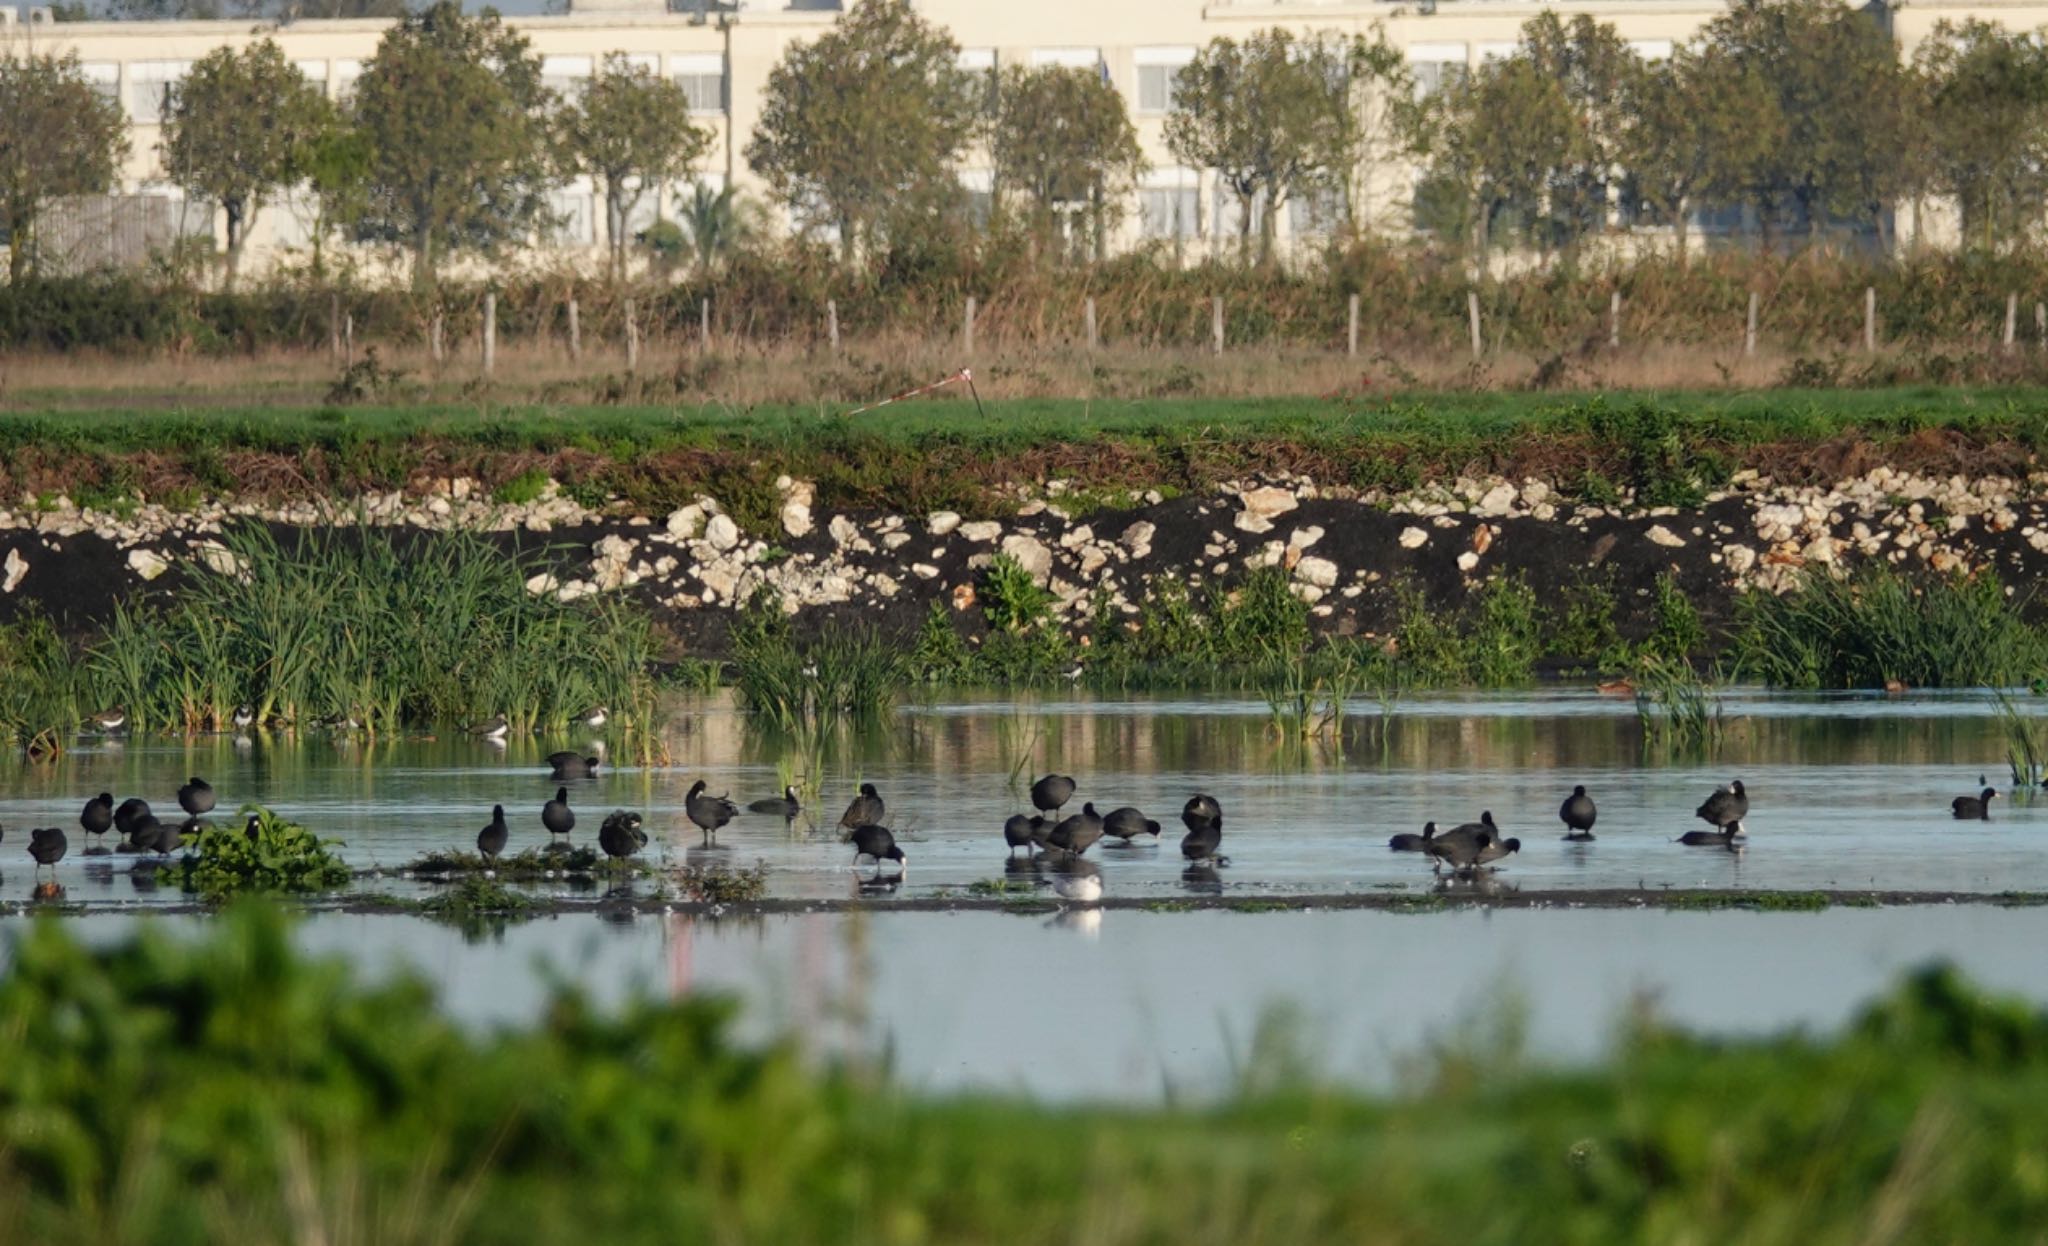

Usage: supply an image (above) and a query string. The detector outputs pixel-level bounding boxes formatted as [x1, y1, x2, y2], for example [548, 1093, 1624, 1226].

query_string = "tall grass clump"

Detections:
[729, 589, 907, 727]
[84, 522, 655, 733]
[174, 806, 352, 901]
[1634, 657, 1727, 755]
[1993, 690, 2048, 787]
[0, 612, 88, 757]
[1730, 567, 2048, 689]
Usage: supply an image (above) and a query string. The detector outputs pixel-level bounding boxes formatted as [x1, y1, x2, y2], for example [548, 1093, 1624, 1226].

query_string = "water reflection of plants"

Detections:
[1633, 657, 1728, 757]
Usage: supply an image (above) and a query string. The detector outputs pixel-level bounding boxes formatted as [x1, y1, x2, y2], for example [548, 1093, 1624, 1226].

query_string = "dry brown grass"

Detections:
[0, 331, 1872, 410]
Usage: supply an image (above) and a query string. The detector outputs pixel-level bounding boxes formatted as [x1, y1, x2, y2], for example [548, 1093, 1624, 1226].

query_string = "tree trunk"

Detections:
[6, 213, 26, 283]
[223, 198, 245, 291]
[1236, 188, 1254, 266]
[412, 219, 436, 295]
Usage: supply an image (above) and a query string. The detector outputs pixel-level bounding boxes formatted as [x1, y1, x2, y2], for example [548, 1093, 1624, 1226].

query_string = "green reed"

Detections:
[83, 522, 656, 735]
[1633, 657, 1727, 755]
[729, 591, 905, 728]
[0, 612, 88, 756]
[1993, 690, 2048, 788]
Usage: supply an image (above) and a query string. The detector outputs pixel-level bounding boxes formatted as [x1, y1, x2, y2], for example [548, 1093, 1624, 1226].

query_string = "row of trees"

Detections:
[8, 0, 2048, 289]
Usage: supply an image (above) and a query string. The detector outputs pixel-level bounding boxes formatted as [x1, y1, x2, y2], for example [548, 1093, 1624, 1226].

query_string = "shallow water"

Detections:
[9, 905, 2048, 1101]
[1, 688, 2045, 906]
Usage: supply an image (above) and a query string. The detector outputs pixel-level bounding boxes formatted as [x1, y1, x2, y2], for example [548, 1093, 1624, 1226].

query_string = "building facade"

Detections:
[0, 0, 2036, 274]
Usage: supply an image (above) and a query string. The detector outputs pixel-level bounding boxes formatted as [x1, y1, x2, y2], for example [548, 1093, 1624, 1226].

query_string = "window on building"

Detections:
[616, 52, 659, 75]
[1628, 39, 1674, 62]
[959, 167, 993, 229]
[958, 47, 996, 113]
[1211, 185, 1267, 241]
[672, 53, 726, 114]
[1406, 43, 1467, 99]
[548, 185, 594, 246]
[1135, 46, 1194, 115]
[293, 59, 328, 92]
[1476, 42, 1518, 63]
[1289, 185, 1346, 237]
[80, 62, 118, 109]
[542, 54, 593, 100]
[1141, 187, 1199, 240]
[126, 60, 192, 123]
[334, 59, 363, 103]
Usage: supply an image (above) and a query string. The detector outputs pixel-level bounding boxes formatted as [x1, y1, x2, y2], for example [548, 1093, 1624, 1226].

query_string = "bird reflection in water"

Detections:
[1181, 863, 1223, 894]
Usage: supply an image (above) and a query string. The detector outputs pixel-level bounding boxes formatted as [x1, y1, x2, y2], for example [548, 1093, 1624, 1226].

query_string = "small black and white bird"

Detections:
[1030, 774, 1077, 818]
[542, 786, 576, 840]
[87, 707, 127, 733]
[1003, 814, 1045, 856]
[838, 782, 885, 830]
[1696, 780, 1749, 833]
[547, 751, 601, 780]
[79, 793, 114, 842]
[178, 776, 216, 817]
[468, 713, 510, 741]
[849, 823, 907, 874]
[1952, 786, 1998, 821]
[686, 780, 738, 839]
[747, 785, 801, 816]
[1102, 806, 1161, 843]
[231, 704, 256, 730]
[1179, 794, 1223, 862]
[1389, 822, 1436, 852]
[1560, 785, 1597, 841]
[477, 805, 510, 860]
[598, 810, 648, 861]
[28, 827, 66, 874]
[576, 705, 610, 729]
[1047, 803, 1105, 857]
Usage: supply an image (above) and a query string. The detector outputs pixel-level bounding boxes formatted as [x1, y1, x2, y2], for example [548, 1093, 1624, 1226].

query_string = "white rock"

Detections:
[1456, 551, 1479, 573]
[128, 548, 170, 581]
[911, 563, 940, 580]
[1722, 545, 1757, 575]
[705, 514, 741, 552]
[998, 533, 1053, 582]
[1295, 556, 1339, 588]
[1079, 546, 1109, 575]
[1398, 527, 1428, 550]
[870, 573, 900, 598]
[882, 532, 912, 550]
[595, 534, 636, 562]
[525, 572, 559, 595]
[665, 506, 704, 539]
[927, 511, 963, 536]
[828, 515, 859, 548]
[780, 500, 813, 539]
[1645, 525, 1686, 548]
[960, 521, 1002, 543]
[1058, 525, 1094, 550]
[1, 547, 25, 593]
[699, 563, 741, 602]
[1120, 521, 1156, 553]
[1476, 483, 1518, 516]
[193, 541, 244, 577]
[1288, 525, 1325, 551]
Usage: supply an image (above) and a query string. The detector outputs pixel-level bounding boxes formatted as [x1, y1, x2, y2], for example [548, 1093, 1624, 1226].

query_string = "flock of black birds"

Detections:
[6, 761, 2018, 892]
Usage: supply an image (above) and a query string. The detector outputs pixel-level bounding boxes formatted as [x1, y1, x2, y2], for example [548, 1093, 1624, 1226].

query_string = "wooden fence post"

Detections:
[1466, 290, 1482, 359]
[482, 292, 496, 376]
[964, 296, 976, 356]
[1608, 290, 1622, 349]
[329, 293, 340, 362]
[343, 314, 353, 367]
[430, 313, 444, 365]
[1347, 293, 1360, 358]
[1085, 297, 1097, 351]
[1745, 291, 1759, 358]
[567, 298, 581, 363]
[1864, 286, 1876, 354]
[624, 298, 639, 371]
[2037, 301, 2045, 353]
[700, 297, 711, 352]
[2005, 292, 2019, 356]
[1211, 296, 1224, 355]
[827, 299, 840, 354]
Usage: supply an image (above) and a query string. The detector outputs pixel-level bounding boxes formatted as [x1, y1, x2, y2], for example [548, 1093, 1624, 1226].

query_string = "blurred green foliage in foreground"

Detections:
[2, 904, 2046, 1243]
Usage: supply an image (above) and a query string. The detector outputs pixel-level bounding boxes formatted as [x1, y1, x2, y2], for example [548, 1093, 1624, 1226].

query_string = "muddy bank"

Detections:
[4, 463, 2047, 657]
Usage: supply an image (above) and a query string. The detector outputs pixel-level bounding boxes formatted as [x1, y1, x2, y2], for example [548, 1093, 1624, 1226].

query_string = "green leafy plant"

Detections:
[174, 806, 352, 900]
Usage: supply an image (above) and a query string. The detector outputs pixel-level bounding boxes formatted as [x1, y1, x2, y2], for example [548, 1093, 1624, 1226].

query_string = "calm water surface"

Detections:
[0, 688, 2043, 906]
[7, 905, 2047, 1100]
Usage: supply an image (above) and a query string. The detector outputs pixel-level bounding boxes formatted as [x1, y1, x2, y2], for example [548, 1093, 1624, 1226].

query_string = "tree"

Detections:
[672, 182, 761, 276]
[161, 40, 333, 287]
[1164, 29, 1356, 263]
[1695, 0, 1919, 247]
[745, 0, 980, 260]
[1622, 46, 1781, 260]
[346, 1, 555, 292]
[104, 0, 404, 18]
[0, 52, 130, 283]
[557, 52, 710, 280]
[1916, 20, 2048, 251]
[989, 64, 1144, 259]
[1326, 30, 1414, 238]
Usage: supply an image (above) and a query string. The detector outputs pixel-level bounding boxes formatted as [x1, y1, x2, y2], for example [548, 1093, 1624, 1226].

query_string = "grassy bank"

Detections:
[2, 904, 2047, 1244]
[4, 388, 2048, 522]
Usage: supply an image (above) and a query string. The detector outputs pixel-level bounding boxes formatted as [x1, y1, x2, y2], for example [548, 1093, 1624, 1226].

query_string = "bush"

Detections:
[174, 806, 351, 900]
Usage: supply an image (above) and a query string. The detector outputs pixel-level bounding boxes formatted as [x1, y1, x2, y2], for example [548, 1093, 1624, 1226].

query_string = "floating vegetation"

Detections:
[407, 846, 604, 878]
[673, 860, 770, 905]
[1634, 657, 1727, 755]
[174, 807, 351, 901]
